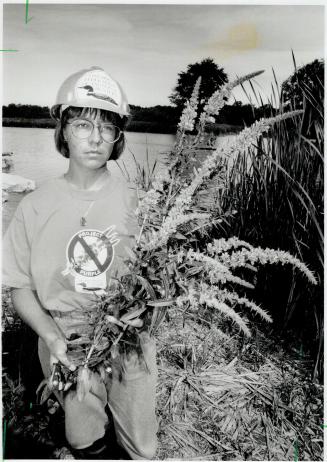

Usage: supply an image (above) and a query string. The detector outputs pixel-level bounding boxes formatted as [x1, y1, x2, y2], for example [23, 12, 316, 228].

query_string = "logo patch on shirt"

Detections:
[62, 226, 120, 278]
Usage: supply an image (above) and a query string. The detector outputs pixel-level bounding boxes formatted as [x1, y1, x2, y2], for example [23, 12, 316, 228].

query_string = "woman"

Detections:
[3, 66, 158, 459]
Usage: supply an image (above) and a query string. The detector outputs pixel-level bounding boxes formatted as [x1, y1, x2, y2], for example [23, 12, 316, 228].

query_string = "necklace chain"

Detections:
[80, 201, 95, 226]
[64, 170, 109, 227]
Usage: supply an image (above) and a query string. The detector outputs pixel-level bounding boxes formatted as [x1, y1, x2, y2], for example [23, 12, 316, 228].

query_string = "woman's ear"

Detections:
[63, 126, 68, 142]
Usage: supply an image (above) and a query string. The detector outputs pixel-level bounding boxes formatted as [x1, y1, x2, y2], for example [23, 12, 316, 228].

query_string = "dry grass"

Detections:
[154, 313, 323, 461]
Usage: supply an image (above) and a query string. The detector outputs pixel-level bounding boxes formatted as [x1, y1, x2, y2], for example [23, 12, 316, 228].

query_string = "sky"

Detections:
[2, 2, 325, 108]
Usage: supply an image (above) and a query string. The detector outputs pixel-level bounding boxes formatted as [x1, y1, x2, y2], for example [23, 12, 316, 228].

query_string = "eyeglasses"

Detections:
[67, 118, 121, 143]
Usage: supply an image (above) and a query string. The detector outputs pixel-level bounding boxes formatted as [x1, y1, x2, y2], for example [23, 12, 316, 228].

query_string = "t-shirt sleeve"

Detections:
[2, 200, 36, 290]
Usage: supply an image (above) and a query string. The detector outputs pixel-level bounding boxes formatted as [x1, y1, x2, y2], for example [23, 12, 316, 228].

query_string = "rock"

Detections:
[2, 152, 13, 171]
[2, 173, 35, 193]
[2, 190, 9, 203]
[2, 157, 13, 171]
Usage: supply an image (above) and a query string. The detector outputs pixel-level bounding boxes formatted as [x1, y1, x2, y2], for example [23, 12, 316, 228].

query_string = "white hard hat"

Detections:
[50, 66, 130, 120]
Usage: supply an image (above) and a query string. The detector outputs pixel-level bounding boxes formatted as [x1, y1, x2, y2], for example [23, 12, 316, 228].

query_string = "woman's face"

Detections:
[63, 111, 115, 171]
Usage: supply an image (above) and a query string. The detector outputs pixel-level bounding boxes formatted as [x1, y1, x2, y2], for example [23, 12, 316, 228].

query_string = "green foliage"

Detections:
[281, 58, 324, 110]
[218, 62, 324, 380]
[128, 104, 179, 133]
[3, 104, 51, 119]
[2, 117, 56, 129]
[169, 58, 228, 113]
[217, 101, 276, 126]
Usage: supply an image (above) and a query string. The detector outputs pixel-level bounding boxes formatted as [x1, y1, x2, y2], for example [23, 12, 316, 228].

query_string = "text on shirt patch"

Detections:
[62, 226, 120, 278]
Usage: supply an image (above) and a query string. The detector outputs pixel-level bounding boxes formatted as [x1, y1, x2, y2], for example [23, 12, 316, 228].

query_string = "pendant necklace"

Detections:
[64, 170, 109, 227]
[80, 201, 95, 226]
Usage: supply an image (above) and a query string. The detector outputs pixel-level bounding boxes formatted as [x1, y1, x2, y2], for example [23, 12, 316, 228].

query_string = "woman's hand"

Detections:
[46, 336, 76, 371]
[49, 362, 77, 392]
[45, 336, 77, 391]
[10, 289, 77, 391]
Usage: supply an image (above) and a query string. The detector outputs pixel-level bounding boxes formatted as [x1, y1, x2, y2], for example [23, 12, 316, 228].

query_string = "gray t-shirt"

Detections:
[3, 173, 138, 339]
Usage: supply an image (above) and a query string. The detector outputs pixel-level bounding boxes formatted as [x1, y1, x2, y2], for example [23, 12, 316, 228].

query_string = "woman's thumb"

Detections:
[50, 339, 76, 371]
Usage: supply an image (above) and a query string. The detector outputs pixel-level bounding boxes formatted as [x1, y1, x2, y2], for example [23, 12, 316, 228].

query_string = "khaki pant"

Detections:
[38, 334, 158, 459]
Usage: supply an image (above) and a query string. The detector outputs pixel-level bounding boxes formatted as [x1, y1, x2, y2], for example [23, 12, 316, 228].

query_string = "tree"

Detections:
[169, 58, 228, 114]
[2, 104, 50, 119]
[281, 58, 324, 110]
[281, 58, 324, 137]
[217, 101, 256, 127]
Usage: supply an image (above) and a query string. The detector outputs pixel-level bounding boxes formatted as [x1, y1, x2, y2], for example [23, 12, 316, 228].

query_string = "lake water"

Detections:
[2, 127, 235, 232]
[3, 127, 176, 184]
[2, 127, 176, 232]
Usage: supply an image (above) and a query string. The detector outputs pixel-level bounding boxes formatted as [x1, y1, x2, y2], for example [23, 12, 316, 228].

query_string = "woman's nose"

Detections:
[89, 124, 102, 143]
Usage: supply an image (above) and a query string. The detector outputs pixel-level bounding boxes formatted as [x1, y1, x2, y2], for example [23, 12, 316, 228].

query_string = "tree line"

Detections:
[2, 102, 275, 134]
[3, 57, 322, 134]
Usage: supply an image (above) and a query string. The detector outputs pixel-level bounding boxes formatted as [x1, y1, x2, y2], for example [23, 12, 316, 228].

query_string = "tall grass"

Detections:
[218, 62, 324, 380]
[116, 135, 158, 190]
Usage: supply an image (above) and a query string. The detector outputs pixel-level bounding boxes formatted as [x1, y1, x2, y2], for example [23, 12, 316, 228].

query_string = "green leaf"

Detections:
[173, 232, 188, 240]
[136, 275, 157, 299]
[105, 315, 124, 327]
[186, 266, 204, 276]
[120, 306, 147, 322]
[124, 246, 138, 262]
[147, 299, 175, 307]
[36, 379, 51, 405]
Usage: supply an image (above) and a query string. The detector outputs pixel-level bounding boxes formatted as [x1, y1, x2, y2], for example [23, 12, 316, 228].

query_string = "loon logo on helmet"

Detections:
[78, 85, 119, 106]
[50, 66, 130, 120]
[76, 68, 121, 106]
